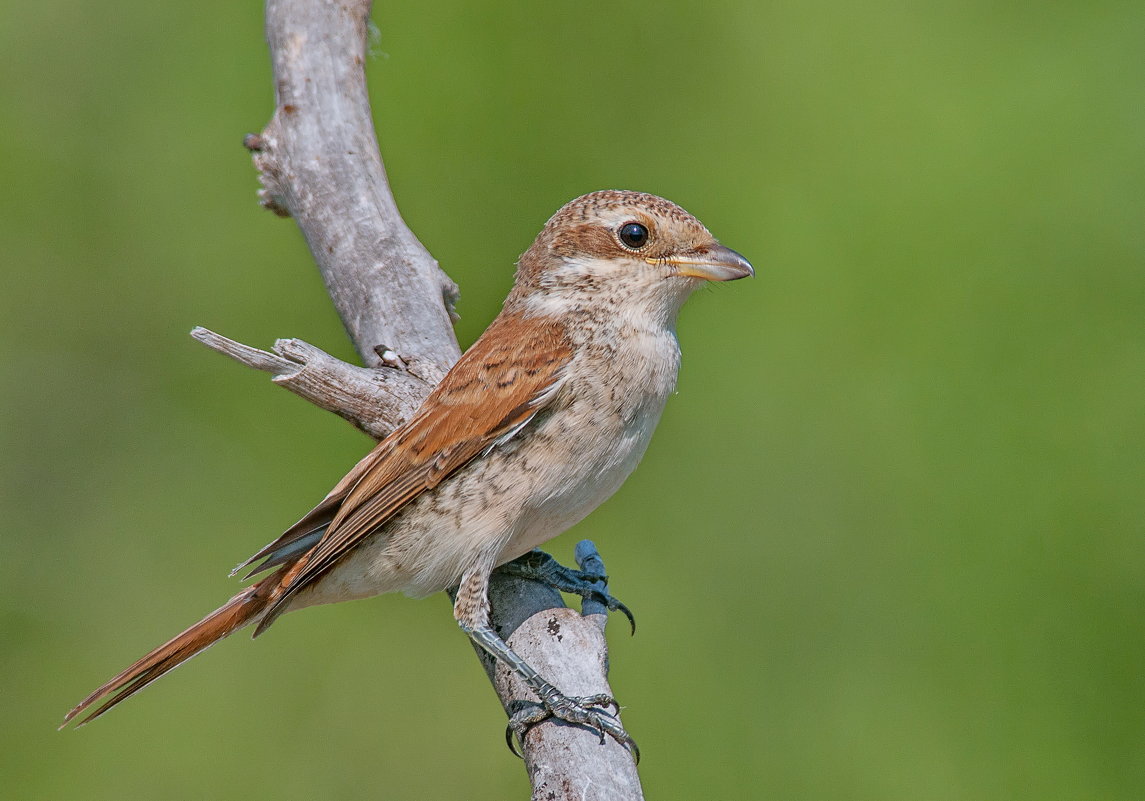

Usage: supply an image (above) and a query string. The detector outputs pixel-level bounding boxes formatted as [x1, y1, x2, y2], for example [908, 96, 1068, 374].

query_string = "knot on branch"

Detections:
[243, 130, 291, 217]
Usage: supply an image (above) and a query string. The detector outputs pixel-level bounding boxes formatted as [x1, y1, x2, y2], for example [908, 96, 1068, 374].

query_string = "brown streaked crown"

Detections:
[513, 190, 718, 287]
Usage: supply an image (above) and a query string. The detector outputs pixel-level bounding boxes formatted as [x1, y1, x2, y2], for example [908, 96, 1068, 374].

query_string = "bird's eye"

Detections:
[618, 222, 650, 250]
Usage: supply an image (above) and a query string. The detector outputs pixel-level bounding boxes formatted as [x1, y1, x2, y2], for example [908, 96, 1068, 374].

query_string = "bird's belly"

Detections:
[296, 340, 676, 607]
[309, 400, 664, 605]
[496, 397, 666, 564]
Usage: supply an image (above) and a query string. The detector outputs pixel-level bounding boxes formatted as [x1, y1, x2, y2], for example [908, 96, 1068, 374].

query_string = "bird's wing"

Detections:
[252, 313, 573, 634]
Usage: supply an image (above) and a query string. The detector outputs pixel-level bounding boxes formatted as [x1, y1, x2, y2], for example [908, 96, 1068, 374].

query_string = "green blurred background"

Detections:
[2, 0, 1142, 798]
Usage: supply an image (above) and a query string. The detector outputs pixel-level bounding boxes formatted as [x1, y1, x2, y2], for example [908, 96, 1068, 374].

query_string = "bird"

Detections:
[62, 189, 753, 749]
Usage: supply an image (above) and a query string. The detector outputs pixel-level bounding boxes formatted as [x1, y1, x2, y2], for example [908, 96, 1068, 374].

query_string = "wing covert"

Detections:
[251, 313, 572, 633]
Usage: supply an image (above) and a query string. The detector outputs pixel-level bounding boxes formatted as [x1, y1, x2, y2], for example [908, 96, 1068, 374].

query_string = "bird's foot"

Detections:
[506, 689, 639, 761]
[498, 549, 635, 633]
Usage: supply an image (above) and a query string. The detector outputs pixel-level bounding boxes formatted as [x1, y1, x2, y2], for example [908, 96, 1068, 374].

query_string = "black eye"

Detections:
[618, 222, 649, 250]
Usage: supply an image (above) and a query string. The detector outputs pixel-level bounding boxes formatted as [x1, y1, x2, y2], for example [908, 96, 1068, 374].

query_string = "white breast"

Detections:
[294, 294, 688, 604]
[498, 324, 681, 561]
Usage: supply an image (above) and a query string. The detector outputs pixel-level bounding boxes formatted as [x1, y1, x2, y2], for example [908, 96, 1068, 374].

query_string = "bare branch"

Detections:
[191, 326, 428, 439]
[206, 1, 643, 794]
[252, 0, 461, 370]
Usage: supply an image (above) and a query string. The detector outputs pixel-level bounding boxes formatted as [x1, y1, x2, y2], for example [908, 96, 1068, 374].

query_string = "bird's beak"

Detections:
[654, 244, 755, 282]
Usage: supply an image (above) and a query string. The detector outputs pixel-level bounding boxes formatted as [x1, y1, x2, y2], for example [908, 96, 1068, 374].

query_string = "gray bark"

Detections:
[249, 0, 460, 372]
[193, 1, 643, 798]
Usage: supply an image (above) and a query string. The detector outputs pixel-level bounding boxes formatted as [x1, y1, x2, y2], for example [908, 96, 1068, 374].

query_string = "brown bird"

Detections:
[62, 190, 753, 748]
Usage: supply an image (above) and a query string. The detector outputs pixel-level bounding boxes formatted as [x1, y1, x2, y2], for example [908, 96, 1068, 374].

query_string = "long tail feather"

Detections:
[61, 581, 271, 728]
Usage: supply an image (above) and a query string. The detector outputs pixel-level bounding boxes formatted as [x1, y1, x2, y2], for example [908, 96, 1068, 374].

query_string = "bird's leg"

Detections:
[454, 566, 638, 757]
[497, 548, 636, 634]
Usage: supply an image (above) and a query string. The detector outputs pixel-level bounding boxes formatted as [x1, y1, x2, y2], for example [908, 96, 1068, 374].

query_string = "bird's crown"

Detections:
[512, 190, 752, 298]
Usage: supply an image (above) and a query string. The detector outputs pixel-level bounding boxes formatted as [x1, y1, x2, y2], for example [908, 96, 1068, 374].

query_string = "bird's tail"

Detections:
[61, 581, 272, 728]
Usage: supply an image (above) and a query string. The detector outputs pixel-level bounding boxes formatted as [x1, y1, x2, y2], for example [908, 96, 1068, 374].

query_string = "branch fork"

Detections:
[207, 0, 642, 796]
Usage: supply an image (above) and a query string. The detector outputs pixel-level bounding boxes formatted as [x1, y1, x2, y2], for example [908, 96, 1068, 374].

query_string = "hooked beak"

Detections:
[654, 244, 755, 282]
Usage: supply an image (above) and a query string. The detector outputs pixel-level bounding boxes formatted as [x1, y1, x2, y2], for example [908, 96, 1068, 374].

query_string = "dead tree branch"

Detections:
[194, 1, 642, 797]
[246, 0, 460, 373]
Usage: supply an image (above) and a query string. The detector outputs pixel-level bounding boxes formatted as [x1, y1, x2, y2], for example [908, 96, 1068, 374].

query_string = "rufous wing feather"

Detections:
[63, 313, 572, 725]
[253, 312, 573, 634]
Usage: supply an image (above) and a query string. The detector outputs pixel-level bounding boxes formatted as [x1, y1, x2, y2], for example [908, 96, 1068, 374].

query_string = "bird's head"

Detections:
[509, 190, 753, 325]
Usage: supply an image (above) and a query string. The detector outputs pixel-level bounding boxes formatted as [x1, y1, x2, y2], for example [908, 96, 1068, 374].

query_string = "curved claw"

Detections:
[505, 722, 524, 759]
[589, 591, 636, 635]
[505, 693, 639, 762]
[592, 712, 641, 763]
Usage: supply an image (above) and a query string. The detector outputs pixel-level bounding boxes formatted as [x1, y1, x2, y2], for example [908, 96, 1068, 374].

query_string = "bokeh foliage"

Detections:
[2, 1, 1142, 798]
